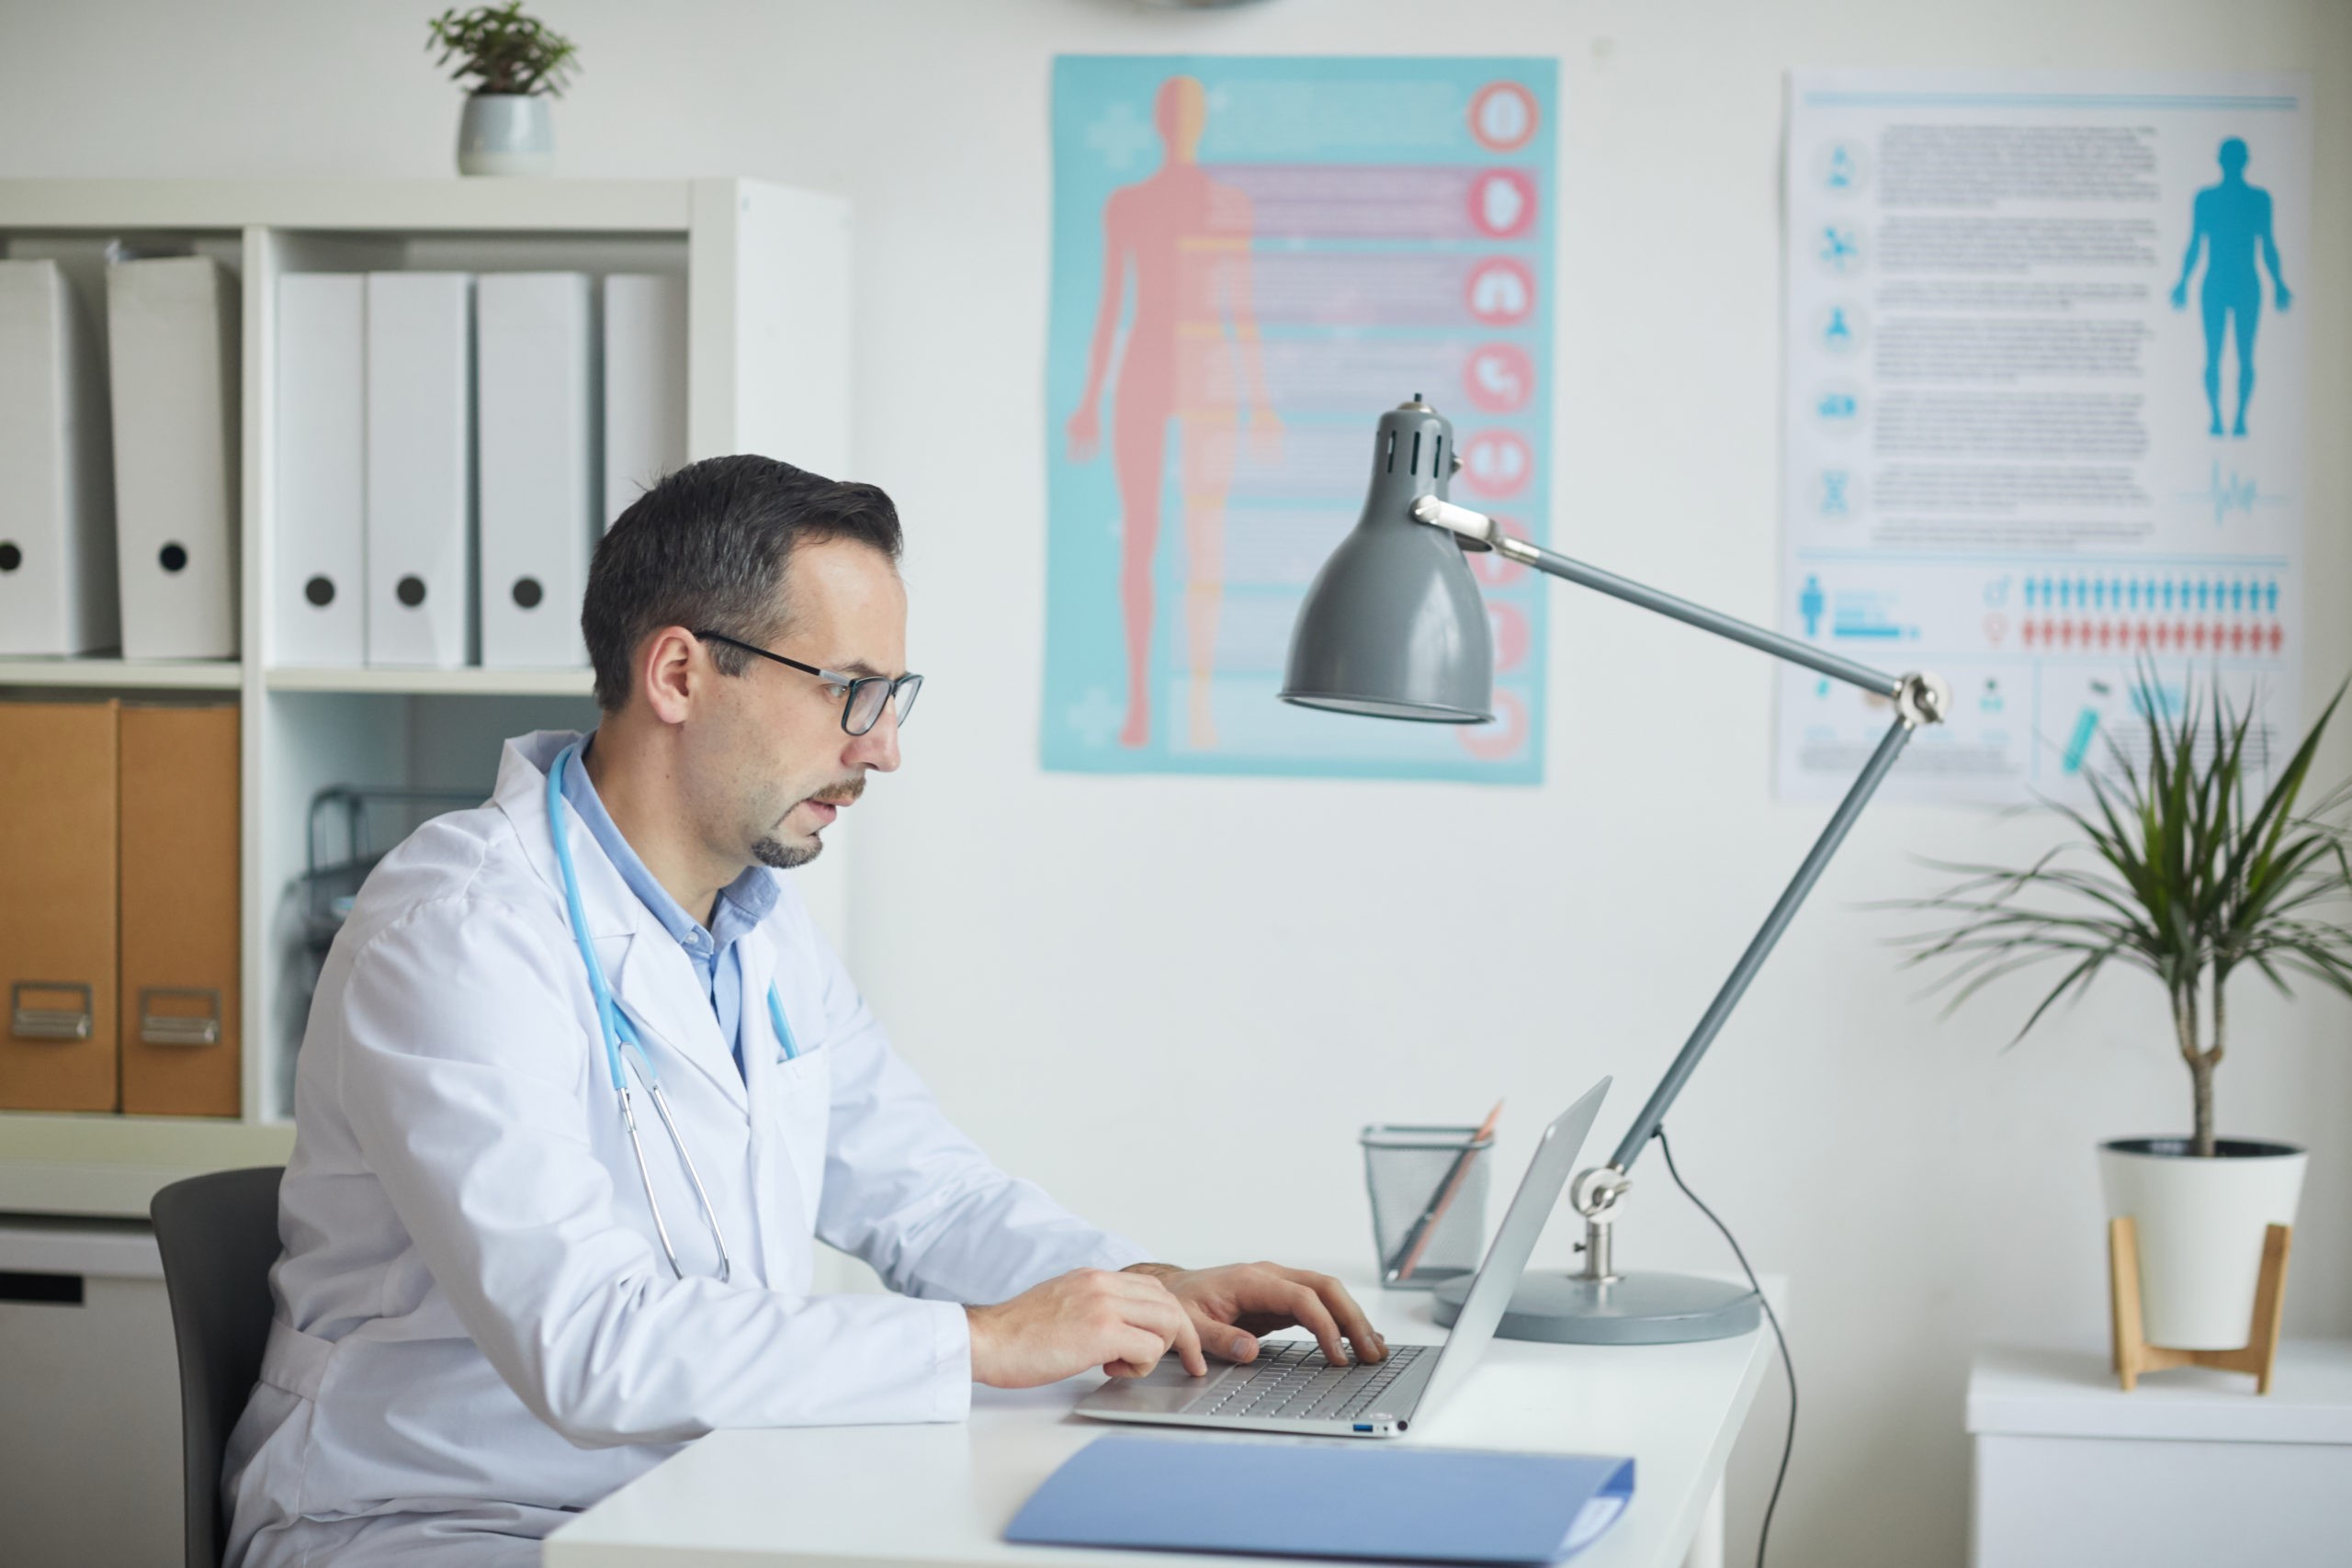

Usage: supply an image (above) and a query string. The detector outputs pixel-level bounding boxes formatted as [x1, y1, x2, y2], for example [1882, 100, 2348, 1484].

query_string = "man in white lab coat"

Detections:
[222, 456, 1385, 1566]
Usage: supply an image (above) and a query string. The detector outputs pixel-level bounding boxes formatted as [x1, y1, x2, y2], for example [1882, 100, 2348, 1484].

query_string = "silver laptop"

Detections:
[1075, 1078, 1608, 1438]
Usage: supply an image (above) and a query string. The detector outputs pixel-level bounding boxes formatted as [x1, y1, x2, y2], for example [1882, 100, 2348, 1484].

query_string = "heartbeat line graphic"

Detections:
[2184, 461, 2285, 526]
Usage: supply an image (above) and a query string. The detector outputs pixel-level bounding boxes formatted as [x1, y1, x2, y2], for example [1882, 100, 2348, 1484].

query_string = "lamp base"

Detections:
[1431, 1269, 1761, 1345]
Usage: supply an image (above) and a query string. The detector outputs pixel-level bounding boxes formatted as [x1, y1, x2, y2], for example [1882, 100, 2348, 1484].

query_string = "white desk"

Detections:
[1968, 1341, 2352, 1567]
[548, 1269, 1781, 1568]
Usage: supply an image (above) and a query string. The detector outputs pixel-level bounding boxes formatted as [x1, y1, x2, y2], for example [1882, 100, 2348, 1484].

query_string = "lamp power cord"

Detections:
[1653, 1126, 1795, 1568]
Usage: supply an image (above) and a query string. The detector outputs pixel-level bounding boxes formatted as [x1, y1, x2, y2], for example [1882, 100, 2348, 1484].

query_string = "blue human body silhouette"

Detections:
[2171, 138, 2291, 438]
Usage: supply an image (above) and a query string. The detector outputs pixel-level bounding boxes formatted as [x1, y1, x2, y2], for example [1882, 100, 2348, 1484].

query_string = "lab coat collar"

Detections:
[495, 731, 636, 941]
[492, 731, 752, 1116]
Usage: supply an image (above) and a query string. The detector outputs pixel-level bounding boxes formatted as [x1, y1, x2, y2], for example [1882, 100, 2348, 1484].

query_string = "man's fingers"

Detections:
[1284, 1269, 1387, 1361]
[1272, 1280, 1351, 1366]
[1109, 1274, 1204, 1377]
[1194, 1309, 1260, 1364]
[1160, 1299, 1207, 1377]
[1104, 1324, 1170, 1378]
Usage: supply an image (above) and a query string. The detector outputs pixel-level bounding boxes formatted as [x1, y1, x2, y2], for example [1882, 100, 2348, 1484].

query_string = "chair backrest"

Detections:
[150, 1166, 285, 1568]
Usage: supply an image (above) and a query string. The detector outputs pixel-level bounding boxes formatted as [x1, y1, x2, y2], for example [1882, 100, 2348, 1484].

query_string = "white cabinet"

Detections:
[0, 1220, 180, 1567]
[1969, 1343, 2352, 1566]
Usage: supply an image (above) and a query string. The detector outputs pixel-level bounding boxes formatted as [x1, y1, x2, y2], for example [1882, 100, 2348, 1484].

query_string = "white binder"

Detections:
[478, 272, 595, 668]
[602, 274, 687, 527]
[106, 254, 238, 660]
[273, 273, 366, 667]
[0, 259, 117, 656]
[365, 272, 473, 668]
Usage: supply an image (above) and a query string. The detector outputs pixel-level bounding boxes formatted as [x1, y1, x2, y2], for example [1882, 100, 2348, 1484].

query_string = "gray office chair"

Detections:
[151, 1167, 285, 1568]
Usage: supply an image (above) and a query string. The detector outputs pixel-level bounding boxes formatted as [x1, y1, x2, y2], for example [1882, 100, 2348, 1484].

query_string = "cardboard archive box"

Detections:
[0, 700, 120, 1111]
[118, 703, 241, 1116]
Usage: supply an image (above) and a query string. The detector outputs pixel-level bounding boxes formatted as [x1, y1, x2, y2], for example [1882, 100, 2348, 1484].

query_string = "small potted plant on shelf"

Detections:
[1898, 668, 2352, 1362]
[426, 2, 580, 177]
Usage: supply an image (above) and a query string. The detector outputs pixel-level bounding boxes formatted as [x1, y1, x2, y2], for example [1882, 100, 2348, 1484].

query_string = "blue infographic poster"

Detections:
[1781, 71, 2311, 805]
[1044, 56, 1556, 782]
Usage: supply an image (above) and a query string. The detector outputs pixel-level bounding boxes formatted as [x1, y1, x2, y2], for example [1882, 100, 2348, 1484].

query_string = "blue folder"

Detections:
[1005, 1435, 1634, 1564]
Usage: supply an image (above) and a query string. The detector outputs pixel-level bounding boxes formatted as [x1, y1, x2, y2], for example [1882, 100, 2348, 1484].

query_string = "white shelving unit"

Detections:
[264, 666, 595, 697]
[0, 659, 243, 691]
[0, 178, 851, 1213]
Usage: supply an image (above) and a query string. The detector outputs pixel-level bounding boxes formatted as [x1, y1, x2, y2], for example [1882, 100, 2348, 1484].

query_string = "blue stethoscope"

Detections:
[547, 744, 803, 1282]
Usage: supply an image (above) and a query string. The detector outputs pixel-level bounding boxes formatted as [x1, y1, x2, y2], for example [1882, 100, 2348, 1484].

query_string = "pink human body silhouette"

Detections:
[1067, 76, 1277, 750]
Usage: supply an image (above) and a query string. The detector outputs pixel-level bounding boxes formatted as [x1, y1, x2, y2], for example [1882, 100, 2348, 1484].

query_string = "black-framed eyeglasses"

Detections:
[693, 631, 922, 737]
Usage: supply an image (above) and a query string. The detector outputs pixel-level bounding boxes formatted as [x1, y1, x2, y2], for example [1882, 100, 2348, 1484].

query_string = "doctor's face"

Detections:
[708, 537, 907, 871]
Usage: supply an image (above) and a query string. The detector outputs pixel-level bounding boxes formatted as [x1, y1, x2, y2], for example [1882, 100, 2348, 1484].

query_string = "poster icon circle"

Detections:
[1464, 344, 1534, 412]
[1814, 139, 1868, 195]
[1815, 224, 1864, 276]
[1812, 380, 1864, 436]
[1815, 301, 1865, 356]
[1812, 468, 1863, 521]
[1469, 82, 1539, 152]
[1487, 601, 1532, 673]
[1461, 430, 1532, 498]
[1458, 687, 1529, 761]
[1464, 257, 1535, 325]
[1469, 170, 1537, 238]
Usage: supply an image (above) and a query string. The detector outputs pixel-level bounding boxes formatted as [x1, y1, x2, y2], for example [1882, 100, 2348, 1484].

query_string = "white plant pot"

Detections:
[2098, 1136, 2305, 1349]
[457, 94, 553, 177]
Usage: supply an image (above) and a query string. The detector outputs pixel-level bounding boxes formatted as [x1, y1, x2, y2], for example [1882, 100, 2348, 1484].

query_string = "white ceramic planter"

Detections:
[2098, 1136, 2305, 1349]
[457, 94, 553, 177]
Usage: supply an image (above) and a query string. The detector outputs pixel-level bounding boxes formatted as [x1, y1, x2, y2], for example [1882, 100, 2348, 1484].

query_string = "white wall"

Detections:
[6, 2, 2346, 1562]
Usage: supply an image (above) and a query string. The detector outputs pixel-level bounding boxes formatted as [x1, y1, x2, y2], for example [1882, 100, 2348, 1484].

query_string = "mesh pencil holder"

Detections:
[1360, 1123, 1494, 1289]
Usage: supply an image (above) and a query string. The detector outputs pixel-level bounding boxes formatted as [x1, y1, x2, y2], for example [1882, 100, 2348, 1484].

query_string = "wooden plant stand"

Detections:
[2108, 1215, 2290, 1393]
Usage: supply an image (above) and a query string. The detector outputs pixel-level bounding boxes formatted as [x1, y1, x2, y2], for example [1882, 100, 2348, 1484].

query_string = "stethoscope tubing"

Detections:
[546, 743, 741, 1284]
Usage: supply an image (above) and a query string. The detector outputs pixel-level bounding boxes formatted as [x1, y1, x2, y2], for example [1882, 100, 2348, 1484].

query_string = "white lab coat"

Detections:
[222, 731, 1148, 1567]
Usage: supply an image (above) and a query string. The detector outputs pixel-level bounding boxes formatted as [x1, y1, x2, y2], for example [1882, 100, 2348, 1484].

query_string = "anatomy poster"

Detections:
[1780, 72, 2310, 804]
[1043, 56, 1555, 782]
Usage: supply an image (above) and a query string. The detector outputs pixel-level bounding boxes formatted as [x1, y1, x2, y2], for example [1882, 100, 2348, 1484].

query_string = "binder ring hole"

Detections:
[303, 575, 335, 607]
[396, 576, 427, 608]
[159, 543, 188, 573]
[512, 576, 544, 610]
[0, 543, 20, 572]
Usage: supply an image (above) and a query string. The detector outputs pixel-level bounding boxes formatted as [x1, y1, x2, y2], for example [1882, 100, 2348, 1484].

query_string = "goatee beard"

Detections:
[753, 834, 820, 871]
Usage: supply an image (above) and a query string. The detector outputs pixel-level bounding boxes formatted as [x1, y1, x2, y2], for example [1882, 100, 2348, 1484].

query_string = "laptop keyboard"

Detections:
[1179, 1340, 1430, 1423]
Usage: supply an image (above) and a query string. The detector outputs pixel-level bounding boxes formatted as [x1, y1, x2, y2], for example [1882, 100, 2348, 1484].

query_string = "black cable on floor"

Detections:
[1654, 1126, 1795, 1568]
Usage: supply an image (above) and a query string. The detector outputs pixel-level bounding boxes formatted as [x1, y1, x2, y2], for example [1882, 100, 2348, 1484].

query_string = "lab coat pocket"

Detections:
[771, 1045, 832, 1223]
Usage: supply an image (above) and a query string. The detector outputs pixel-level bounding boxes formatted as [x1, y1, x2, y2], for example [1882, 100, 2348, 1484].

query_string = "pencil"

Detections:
[1390, 1100, 1503, 1282]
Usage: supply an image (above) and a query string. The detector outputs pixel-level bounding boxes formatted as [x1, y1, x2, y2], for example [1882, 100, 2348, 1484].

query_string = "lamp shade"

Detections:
[1280, 400, 1494, 723]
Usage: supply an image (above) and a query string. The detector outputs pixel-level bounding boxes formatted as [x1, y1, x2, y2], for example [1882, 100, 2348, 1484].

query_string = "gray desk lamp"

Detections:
[1283, 397, 1949, 1344]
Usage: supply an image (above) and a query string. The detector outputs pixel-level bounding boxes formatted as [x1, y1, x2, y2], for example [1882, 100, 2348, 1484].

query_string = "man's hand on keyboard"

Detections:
[966, 1268, 1208, 1387]
[1123, 1262, 1388, 1369]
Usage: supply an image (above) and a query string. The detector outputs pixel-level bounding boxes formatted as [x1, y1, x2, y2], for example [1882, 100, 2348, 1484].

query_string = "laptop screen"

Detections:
[1414, 1078, 1609, 1417]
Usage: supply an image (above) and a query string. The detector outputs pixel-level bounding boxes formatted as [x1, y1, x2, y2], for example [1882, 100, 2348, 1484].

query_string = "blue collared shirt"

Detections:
[562, 738, 777, 1078]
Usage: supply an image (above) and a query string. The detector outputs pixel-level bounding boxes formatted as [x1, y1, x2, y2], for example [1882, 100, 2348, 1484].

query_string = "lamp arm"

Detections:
[1408, 493, 1950, 1228]
[1411, 495, 1905, 700]
[1598, 709, 1917, 1179]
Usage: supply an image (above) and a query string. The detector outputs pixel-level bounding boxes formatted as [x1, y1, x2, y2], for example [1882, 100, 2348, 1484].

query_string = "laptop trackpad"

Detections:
[1080, 1356, 1241, 1415]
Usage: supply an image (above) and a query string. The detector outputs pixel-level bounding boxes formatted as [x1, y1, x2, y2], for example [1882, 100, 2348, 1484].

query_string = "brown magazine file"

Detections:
[119, 703, 242, 1116]
[0, 700, 120, 1111]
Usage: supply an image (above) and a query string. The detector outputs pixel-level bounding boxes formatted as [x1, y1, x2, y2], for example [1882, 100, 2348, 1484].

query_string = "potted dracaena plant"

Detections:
[1898, 668, 2352, 1354]
[427, 2, 580, 176]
